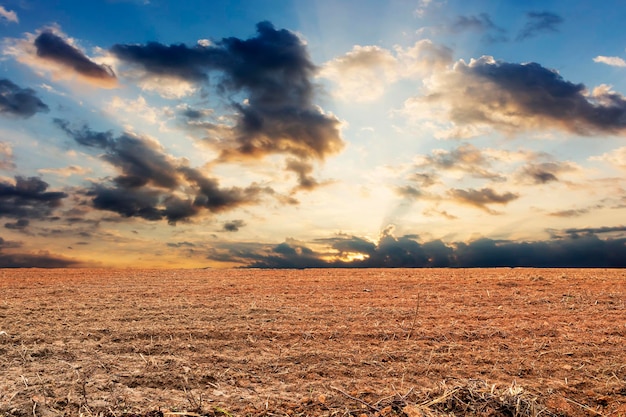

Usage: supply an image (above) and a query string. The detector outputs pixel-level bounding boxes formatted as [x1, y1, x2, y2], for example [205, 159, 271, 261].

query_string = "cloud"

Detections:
[0, 176, 68, 219]
[517, 161, 575, 184]
[285, 158, 322, 191]
[3, 28, 117, 88]
[414, 0, 433, 17]
[548, 208, 589, 218]
[54, 119, 113, 148]
[321, 40, 452, 102]
[453, 235, 626, 267]
[448, 187, 518, 213]
[320, 45, 399, 102]
[0, 78, 49, 118]
[4, 219, 29, 230]
[0, 142, 15, 170]
[451, 13, 496, 32]
[409, 172, 438, 188]
[112, 21, 343, 162]
[180, 106, 212, 120]
[0, 5, 17, 23]
[38, 165, 92, 178]
[178, 166, 268, 213]
[414, 0, 444, 18]
[56, 120, 269, 223]
[167, 241, 196, 248]
[591, 146, 626, 170]
[449, 13, 507, 43]
[563, 225, 626, 236]
[111, 41, 212, 82]
[416, 143, 505, 181]
[0, 237, 78, 267]
[106, 95, 168, 126]
[33, 31, 117, 86]
[215, 226, 626, 268]
[593, 56, 626, 68]
[408, 56, 626, 136]
[223, 219, 245, 232]
[395, 185, 422, 199]
[516, 11, 563, 41]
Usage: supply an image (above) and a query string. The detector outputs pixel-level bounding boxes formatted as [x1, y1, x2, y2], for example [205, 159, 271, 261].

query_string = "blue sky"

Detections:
[1, 0, 626, 268]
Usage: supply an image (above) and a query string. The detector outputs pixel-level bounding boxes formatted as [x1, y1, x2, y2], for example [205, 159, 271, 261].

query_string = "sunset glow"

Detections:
[1, 0, 626, 267]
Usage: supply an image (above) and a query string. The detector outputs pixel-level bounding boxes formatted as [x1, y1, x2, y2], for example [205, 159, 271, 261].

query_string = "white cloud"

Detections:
[590, 146, 626, 170]
[38, 165, 92, 177]
[0, 142, 15, 170]
[0, 6, 18, 23]
[320, 40, 452, 102]
[135, 73, 198, 99]
[414, 0, 433, 18]
[320, 45, 398, 102]
[593, 55, 626, 67]
[106, 95, 173, 131]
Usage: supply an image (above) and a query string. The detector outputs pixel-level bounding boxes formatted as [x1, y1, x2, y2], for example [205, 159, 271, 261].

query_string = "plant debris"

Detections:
[1, 268, 625, 417]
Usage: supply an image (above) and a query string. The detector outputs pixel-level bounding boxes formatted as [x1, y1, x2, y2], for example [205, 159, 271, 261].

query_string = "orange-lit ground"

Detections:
[1, 268, 625, 416]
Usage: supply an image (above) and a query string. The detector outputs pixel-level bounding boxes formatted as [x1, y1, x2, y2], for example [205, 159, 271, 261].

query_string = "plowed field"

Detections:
[1, 268, 625, 416]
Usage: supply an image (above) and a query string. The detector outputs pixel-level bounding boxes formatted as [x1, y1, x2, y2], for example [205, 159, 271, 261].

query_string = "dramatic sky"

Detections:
[1, 0, 626, 268]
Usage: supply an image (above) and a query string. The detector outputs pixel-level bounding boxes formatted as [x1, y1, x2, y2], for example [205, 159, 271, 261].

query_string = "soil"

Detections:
[0, 268, 625, 417]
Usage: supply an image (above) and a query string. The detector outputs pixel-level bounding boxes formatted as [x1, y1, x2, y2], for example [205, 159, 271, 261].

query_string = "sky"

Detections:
[1, 0, 626, 268]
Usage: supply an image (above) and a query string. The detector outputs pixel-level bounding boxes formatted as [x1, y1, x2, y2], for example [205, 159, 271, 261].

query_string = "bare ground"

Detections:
[0, 268, 625, 416]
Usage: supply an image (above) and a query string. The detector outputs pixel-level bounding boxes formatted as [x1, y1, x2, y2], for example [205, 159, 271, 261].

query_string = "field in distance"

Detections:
[1, 268, 625, 416]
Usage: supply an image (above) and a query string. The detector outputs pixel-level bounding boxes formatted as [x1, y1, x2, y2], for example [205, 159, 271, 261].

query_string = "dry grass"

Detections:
[1, 268, 625, 417]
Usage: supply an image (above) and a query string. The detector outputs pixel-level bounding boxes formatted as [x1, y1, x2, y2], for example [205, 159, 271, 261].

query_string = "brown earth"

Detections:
[0, 268, 625, 417]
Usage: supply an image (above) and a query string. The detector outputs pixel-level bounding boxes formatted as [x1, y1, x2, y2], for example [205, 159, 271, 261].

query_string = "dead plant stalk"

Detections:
[406, 293, 420, 341]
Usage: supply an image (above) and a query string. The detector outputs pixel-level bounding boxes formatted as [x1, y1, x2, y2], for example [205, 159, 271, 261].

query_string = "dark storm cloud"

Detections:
[516, 12, 563, 41]
[316, 234, 377, 256]
[223, 219, 246, 232]
[0, 79, 49, 118]
[0, 251, 78, 267]
[4, 219, 29, 229]
[453, 235, 626, 267]
[167, 241, 196, 248]
[220, 229, 626, 268]
[105, 134, 182, 189]
[0, 176, 67, 219]
[57, 121, 267, 223]
[179, 166, 266, 212]
[563, 225, 626, 236]
[111, 41, 213, 81]
[34, 31, 116, 84]
[56, 119, 180, 188]
[87, 186, 197, 225]
[88, 184, 163, 221]
[423, 56, 626, 135]
[0, 237, 78, 267]
[449, 187, 518, 213]
[0, 237, 20, 249]
[251, 240, 330, 269]
[112, 21, 343, 162]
